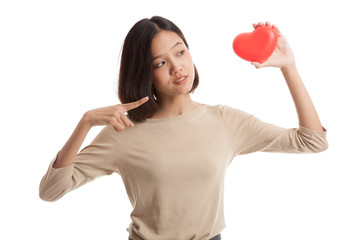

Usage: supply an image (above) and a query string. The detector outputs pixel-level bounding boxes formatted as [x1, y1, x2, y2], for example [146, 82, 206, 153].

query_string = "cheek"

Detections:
[152, 69, 168, 87]
[184, 54, 193, 66]
[183, 54, 194, 75]
[185, 56, 195, 77]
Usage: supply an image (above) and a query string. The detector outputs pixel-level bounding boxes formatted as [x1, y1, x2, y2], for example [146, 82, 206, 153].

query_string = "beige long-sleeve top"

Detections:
[39, 104, 328, 240]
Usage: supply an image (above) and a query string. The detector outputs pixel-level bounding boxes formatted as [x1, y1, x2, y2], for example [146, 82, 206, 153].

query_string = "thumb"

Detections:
[251, 62, 264, 69]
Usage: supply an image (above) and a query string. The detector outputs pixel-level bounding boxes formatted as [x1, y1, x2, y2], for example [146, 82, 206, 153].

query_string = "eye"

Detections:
[155, 61, 166, 68]
[177, 50, 185, 56]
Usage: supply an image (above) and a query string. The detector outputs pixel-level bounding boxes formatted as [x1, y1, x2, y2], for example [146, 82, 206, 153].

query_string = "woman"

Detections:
[39, 16, 328, 240]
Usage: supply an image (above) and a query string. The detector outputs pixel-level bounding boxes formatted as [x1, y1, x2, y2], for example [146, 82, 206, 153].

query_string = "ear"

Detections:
[151, 85, 158, 100]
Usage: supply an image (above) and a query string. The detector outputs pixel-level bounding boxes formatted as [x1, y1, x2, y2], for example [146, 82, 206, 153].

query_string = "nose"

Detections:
[169, 60, 182, 75]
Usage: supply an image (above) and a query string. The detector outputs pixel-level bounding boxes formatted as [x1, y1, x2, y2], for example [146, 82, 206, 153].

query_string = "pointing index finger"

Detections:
[123, 96, 149, 111]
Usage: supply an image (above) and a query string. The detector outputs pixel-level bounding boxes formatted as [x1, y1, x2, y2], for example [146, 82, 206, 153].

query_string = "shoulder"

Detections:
[210, 104, 255, 125]
[206, 103, 248, 115]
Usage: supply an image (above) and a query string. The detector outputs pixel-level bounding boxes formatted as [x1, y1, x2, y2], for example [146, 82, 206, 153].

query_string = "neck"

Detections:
[152, 94, 201, 119]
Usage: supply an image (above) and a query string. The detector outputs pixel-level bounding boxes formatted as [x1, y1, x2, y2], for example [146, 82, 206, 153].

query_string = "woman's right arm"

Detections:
[39, 96, 149, 201]
[52, 116, 92, 168]
[53, 96, 149, 168]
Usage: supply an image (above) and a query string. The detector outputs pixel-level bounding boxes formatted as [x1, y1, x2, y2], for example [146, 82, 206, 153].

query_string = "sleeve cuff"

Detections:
[50, 151, 75, 172]
[299, 124, 327, 134]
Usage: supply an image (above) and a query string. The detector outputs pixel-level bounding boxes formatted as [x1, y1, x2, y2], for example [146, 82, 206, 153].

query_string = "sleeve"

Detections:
[39, 125, 117, 202]
[218, 105, 328, 156]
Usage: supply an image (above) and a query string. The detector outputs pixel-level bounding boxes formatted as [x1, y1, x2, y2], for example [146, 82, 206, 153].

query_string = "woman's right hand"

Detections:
[82, 96, 149, 132]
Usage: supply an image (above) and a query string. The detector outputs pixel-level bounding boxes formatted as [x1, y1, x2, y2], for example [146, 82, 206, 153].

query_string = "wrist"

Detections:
[281, 62, 296, 73]
[81, 114, 93, 130]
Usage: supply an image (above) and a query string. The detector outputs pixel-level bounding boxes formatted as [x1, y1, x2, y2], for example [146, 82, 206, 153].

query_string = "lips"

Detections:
[174, 75, 188, 84]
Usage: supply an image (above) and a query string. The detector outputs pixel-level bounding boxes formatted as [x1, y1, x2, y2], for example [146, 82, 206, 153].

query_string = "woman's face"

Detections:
[151, 30, 195, 102]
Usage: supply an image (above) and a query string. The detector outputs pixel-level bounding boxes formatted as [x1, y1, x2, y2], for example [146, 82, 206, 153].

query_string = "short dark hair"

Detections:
[117, 16, 200, 122]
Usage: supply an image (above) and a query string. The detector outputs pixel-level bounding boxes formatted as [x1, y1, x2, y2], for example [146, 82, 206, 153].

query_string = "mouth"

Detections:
[174, 75, 188, 84]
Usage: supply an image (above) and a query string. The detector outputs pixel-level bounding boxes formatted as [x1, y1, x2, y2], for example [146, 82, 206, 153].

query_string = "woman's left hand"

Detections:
[251, 21, 295, 70]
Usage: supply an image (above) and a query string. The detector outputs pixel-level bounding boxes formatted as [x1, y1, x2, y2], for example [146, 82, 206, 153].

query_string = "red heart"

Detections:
[233, 25, 278, 63]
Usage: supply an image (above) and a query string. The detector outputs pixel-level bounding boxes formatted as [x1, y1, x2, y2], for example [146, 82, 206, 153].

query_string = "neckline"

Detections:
[145, 104, 207, 123]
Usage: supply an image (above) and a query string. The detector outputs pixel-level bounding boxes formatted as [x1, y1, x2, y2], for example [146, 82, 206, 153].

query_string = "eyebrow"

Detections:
[152, 42, 184, 61]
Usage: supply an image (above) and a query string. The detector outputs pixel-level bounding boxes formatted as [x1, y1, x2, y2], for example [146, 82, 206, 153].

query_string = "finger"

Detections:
[258, 22, 264, 26]
[265, 21, 271, 26]
[251, 62, 263, 69]
[113, 120, 125, 132]
[119, 112, 134, 127]
[123, 96, 149, 111]
[273, 24, 281, 32]
[272, 24, 282, 36]
[253, 23, 258, 29]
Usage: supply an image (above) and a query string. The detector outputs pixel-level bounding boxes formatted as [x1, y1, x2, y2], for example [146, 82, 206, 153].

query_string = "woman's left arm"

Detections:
[251, 21, 325, 132]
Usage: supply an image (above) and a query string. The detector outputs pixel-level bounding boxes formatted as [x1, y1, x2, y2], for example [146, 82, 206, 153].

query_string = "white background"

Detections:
[1, 0, 359, 239]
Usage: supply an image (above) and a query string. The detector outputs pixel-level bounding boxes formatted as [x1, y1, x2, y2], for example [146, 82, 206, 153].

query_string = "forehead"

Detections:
[151, 30, 184, 54]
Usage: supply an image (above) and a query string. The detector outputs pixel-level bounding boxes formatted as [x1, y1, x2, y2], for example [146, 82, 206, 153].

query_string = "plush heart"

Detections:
[233, 25, 278, 63]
